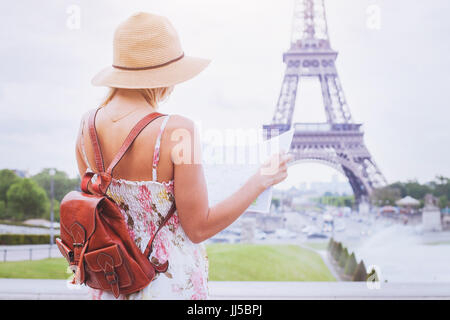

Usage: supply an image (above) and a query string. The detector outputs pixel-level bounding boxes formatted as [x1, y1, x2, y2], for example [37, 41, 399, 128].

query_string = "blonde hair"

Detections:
[100, 87, 174, 109]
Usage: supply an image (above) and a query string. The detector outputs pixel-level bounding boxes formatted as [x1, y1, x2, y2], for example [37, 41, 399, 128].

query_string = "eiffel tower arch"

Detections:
[263, 0, 387, 204]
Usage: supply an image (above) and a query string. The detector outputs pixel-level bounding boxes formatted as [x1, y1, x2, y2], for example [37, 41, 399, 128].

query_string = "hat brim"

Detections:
[91, 55, 211, 89]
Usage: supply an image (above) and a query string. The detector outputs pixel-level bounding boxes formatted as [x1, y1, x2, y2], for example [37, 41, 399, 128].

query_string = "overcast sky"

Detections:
[0, 0, 449, 188]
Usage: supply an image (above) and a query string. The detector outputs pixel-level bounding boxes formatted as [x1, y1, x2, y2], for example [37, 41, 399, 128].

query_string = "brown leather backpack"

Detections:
[56, 108, 175, 298]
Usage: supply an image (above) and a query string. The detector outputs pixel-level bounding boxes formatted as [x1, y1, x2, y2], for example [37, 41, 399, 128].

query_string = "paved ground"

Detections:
[295, 243, 341, 281]
[0, 279, 449, 299]
[316, 250, 342, 281]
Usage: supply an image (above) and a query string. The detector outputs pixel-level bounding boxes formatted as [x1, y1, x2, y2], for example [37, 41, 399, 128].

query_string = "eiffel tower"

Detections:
[263, 0, 387, 204]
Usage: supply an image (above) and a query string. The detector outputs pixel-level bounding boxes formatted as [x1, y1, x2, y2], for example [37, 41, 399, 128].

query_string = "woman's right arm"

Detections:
[168, 116, 292, 244]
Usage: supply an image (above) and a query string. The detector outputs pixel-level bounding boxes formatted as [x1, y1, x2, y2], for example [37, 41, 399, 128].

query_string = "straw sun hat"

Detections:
[92, 12, 210, 89]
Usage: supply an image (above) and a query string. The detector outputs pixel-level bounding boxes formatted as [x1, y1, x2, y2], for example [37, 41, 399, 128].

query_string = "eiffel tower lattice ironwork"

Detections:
[263, 0, 387, 204]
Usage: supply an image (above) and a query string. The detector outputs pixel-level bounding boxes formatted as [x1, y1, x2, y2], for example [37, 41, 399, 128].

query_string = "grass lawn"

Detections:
[207, 244, 335, 281]
[425, 241, 450, 246]
[0, 258, 69, 279]
[0, 244, 335, 281]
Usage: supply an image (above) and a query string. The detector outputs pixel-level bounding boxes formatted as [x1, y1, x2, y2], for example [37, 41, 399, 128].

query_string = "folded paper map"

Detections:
[203, 128, 294, 213]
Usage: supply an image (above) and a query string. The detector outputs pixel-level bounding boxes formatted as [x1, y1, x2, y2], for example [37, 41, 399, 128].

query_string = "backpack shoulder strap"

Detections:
[143, 201, 176, 273]
[105, 111, 166, 176]
[88, 108, 105, 173]
[84, 108, 165, 195]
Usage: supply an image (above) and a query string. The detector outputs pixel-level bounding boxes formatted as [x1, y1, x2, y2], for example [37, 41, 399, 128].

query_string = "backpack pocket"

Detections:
[84, 244, 133, 297]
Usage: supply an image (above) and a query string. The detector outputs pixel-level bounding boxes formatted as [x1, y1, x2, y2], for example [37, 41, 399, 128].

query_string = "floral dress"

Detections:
[80, 114, 209, 300]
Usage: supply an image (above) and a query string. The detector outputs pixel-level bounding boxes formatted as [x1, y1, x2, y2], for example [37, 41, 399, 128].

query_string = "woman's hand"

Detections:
[250, 152, 294, 191]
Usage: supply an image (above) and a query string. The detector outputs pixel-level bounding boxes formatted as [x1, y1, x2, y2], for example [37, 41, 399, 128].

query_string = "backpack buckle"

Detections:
[105, 271, 118, 285]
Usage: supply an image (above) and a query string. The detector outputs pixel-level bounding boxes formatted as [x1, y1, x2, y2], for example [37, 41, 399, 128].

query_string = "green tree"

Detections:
[32, 169, 80, 203]
[332, 242, 343, 261]
[370, 186, 401, 206]
[327, 238, 334, 251]
[344, 252, 358, 276]
[271, 198, 280, 209]
[438, 195, 448, 209]
[338, 247, 349, 268]
[343, 196, 354, 208]
[404, 180, 432, 200]
[0, 169, 20, 206]
[6, 179, 49, 220]
[0, 200, 6, 219]
[42, 199, 60, 222]
[316, 195, 354, 208]
[432, 175, 450, 201]
[389, 182, 406, 197]
[352, 260, 368, 281]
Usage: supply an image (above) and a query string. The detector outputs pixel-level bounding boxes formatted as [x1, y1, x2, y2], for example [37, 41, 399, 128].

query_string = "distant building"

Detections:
[244, 211, 285, 233]
[309, 180, 352, 196]
[13, 169, 30, 178]
[422, 194, 442, 232]
[274, 175, 352, 200]
[240, 217, 256, 243]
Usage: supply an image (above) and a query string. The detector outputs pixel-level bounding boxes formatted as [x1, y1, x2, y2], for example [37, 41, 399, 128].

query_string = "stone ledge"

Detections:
[0, 279, 449, 300]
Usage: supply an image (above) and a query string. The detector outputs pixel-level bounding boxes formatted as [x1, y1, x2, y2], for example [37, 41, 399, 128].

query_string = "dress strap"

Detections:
[152, 115, 170, 182]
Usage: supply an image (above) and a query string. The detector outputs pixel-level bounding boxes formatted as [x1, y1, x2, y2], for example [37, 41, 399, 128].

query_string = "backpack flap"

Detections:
[60, 191, 103, 259]
[60, 191, 103, 242]
[60, 190, 104, 283]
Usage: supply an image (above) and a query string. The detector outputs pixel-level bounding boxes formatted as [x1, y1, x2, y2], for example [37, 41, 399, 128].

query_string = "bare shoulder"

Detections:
[78, 109, 94, 129]
[166, 114, 195, 128]
[165, 114, 197, 135]
[76, 109, 96, 143]
[164, 114, 200, 163]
